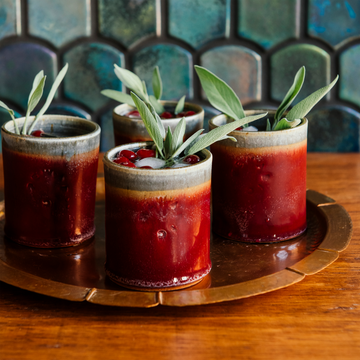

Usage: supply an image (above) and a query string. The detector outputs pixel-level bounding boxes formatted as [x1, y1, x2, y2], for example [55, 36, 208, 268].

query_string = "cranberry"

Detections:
[185, 111, 196, 116]
[31, 130, 44, 137]
[119, 150, 137, 161]
[183, 155, 200, 164]
[113, 156, 130, 164]
[160, 111, 173, 119]
[235, 127, 243, 131]
[140, 166, 153, 169]
[136, 148, 156, 159]
[127, 110, 140, 117]
[176, 111, 186, 118]
[122, 162, 136, 168]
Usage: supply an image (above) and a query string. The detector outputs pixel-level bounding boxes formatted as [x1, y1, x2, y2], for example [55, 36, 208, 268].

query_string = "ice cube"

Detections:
[170, 162, 191, 168]
[135, 157, 166, 169]
[242, 126, 258, 132]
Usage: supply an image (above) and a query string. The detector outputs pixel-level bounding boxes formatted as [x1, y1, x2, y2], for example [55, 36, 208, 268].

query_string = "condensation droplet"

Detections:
[157, 230, 167, 240]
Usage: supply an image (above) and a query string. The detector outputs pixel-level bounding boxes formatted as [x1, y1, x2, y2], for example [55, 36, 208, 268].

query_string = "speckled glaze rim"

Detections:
[112, 101, 204, 140]
[209, 110, 308, 148]
[1, 115, 101, 156]
[103, 142, 212, 192]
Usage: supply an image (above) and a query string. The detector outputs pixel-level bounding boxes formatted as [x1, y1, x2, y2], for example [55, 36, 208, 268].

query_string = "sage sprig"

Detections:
[0, 63, 68, 135]
[101, 65, 186, 115]
[131, 92, 267, 166]
[195, 65, 339, 131]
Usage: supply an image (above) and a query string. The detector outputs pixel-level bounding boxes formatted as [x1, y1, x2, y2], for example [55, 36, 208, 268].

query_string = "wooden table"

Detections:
[1, 153, 359, 360]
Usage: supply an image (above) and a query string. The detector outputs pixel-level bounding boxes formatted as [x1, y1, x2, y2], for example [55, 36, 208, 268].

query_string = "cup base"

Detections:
[105, 265, 211, 292]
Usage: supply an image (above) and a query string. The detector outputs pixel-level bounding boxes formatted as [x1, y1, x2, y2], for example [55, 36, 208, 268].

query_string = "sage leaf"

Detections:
[149, 95, 165, 114]
[218, 135, 237, 142]
[164, 126, 173, 157]
[266, 118, 271, 131]
[286, 75, 339, 121]
[273, 118, 301, 131]
[22, 75, 46, 135]
[28, 70, 44, 104]
[152, 66, 162, 100]
[28, 63, 69, 134]
[0, 101, 19, 134]
[171, 129, 204, 159]
[148, 102, 165, 138]
[131, 92, 164, 156]
[195, 65, 245, 120]
[187, 113, 267, 155]
[274, 66, 305, 126]
[175, 95, 185, 115]
[171, 117, 186, 154]
[101, 89, 136, 107]
[114, 64, 145, 99]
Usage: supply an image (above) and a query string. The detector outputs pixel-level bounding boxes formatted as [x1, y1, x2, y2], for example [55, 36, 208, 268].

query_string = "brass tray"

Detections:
[0, 188, 352, 307]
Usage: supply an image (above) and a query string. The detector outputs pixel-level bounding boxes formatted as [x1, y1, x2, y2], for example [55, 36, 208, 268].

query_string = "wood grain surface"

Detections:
[1, 153, 359, 360]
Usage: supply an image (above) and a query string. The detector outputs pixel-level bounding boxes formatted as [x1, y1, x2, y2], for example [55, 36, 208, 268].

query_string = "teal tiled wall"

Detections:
[0, 0, 360, 152]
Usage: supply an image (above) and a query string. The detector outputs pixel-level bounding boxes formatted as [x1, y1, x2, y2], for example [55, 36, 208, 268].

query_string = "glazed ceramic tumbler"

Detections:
[1, 115, 100, 248]
[209, 111, 308, 243]
[103, 142, 212, 291]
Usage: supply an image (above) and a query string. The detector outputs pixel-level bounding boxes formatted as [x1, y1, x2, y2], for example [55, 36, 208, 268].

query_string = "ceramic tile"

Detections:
[307, 105, 360, 152]
[99, 108, 115, 152]
[200, 45, 261, 105]
[46, 104, 91, 120]
[133, 44, 192, 100]
[271, 44, 330, 104]
[0, 43, 56, 110]
[308, 0, 360, 48]
[0, 0, 20, 40]
[28, 0, 90, 48]
[168, 0, 230, 49]
[340, 44, 360, 108]
[99, 0, 156, 48]
[238, 0, 299, 49]
[63, 43, 124, 112]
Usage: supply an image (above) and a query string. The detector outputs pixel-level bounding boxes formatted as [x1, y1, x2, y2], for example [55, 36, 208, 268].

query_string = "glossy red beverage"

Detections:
[103, 143, 212, 290]
[210, 114, 308, 243]
[1, 116, 100, 248]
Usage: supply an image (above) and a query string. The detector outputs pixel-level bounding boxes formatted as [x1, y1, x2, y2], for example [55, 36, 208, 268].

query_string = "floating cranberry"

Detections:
[185, 111, 196, 116]
[235, 126, 243, 131]
[127, 110, 140, 117]
[176, 111, 186, 118]
[31, 130, 44, 137]
[122, 162, 136, 168]
[160, 111, 173, 119]
[184, 155, 200, 164]
[119, 149, 137, 161]
[136, 148, 156, 159]
[113, 156, 129, 164]
[140, 166, 153, 169]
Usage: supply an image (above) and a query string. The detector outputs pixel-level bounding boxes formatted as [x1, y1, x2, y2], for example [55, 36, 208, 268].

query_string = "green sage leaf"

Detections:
[152, 66, 162, 100]
[114, 64, 145, 99]
[28, 63, 69, 134]
[286, 75, 339, 121]
[28, 70, 44, 104]
[195, 65, 245, 120]
[266, 118, 271, 131]
[164, 126, 172, 158]
[175, 95, 185, 115]
[101, 89, 136, 107]
[171, 129, 204, 159]
[149, 95, 165, 114]
[131, 92, 164, 157]
[0, 101, 19, 134]
[273, 118, 301, 131]
[187, 113, 267, 155]
[171, 117, 186, 153]
[148, 102, 165, 138]
[274, 66, 305, 126]
[22, 75, 46, 135]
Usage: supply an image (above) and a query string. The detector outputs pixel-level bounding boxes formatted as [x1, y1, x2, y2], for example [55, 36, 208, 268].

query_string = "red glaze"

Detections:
[119, 149, 137, 161]
[184, 155, 200, 164]
[31, 130, 44, 137]
[136, 148, 156, 159]
[2, 147, 99, 247]
[211, 141, 307, 242]
[105, 183, 211, 288]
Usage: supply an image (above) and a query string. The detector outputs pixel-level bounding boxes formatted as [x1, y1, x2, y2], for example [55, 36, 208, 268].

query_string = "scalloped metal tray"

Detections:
[0, 189, 352, 307]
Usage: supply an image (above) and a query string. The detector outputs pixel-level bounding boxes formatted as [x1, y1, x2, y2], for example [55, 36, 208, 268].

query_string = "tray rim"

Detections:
[0, 189, 353, 307]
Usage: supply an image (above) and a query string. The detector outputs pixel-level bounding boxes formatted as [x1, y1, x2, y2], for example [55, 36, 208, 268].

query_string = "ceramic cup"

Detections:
[1, 115, 100, 248]
[112, 101, 204, 146]
[103, 142, 212, 291]
[209, 110, 308, 243]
